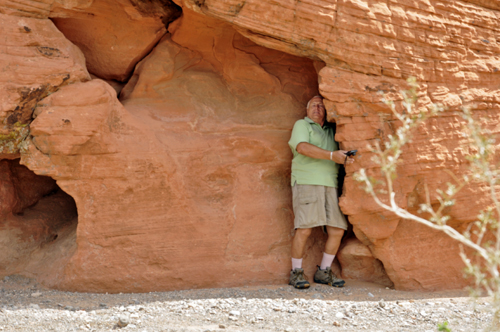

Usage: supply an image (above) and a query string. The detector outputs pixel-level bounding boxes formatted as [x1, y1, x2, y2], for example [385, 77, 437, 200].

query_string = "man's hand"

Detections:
[332, 150, 354, 165]
[296, 143, 356, 165]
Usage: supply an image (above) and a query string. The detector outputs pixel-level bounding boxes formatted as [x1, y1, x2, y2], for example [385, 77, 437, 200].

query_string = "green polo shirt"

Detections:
[288, 117, 339, 187]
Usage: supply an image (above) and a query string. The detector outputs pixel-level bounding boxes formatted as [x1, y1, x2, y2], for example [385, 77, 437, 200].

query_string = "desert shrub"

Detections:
[354, 78, 500, 331]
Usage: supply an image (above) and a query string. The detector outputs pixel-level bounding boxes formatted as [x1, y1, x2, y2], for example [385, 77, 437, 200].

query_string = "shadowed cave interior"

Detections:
[0, 159, 78, 279]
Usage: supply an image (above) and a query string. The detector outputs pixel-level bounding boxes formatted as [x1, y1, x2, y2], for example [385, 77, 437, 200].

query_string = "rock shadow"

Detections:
[0, 159, 78, 281]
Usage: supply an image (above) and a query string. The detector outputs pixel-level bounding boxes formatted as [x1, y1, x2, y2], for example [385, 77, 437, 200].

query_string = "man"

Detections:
[288, 95, 354, 289]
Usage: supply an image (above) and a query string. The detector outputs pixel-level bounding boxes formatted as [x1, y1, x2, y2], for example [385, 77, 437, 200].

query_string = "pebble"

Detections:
[117, 314, 130, 328]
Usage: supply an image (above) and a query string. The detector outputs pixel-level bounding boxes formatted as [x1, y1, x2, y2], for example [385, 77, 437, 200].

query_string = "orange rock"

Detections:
[0, 12, 90, 159]
[0, 0, 54, 18]
[337, 237, 393, 287]
[18, 9, 322, 290]
[194, 0, 500, 291]
[50, 0, 180, 81]
[1, 0, 500, 292]
[370, 220, 471, 291]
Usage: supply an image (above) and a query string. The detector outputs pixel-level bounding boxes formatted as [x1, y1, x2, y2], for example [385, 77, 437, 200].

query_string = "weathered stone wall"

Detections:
[1, 0, 499, 292]
[192, 0, 500, 290]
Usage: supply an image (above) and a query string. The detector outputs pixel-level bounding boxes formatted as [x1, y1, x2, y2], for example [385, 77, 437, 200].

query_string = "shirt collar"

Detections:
[304, 116, 332, 128]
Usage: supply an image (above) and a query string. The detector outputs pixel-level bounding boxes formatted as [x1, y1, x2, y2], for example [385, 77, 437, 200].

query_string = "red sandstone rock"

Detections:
[0, 0, 54, 18]
[191, 0, 500, 290]
[17, 9, 324, 291]
[0, 0, 499, 292]
[337, 237, 393, 287]
[20, 23, 321, 290]
[0, 161, 17, 218]
[50, 0, 177, 81]
[0, 12, 90, 158]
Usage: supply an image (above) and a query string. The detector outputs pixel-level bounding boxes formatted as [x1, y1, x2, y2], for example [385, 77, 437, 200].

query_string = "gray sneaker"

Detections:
[289, 268, 310, 289]
[313, 266, 345, 287]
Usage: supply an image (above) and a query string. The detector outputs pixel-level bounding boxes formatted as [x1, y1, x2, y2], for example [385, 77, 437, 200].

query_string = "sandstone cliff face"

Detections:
[1, 0, 499, 292]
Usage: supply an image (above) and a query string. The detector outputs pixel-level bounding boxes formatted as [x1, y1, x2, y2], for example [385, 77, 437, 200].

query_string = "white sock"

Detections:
[320, 253, 335, 270]
[291, 258, 303, 270]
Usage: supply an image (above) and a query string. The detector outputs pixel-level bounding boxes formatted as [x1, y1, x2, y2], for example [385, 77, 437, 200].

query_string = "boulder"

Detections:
[337, 237, 393, 287]
[50, 0, 181, 81]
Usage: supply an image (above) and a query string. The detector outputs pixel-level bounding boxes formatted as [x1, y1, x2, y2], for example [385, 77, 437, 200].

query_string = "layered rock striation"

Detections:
[1, 0, 499, 291]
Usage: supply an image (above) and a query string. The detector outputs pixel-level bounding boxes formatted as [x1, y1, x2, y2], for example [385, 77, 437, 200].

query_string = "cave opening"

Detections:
[0, 159, 78, 278]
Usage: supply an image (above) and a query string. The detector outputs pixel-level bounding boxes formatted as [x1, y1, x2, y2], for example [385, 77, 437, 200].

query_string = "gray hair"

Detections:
[307, 95, 323, 109]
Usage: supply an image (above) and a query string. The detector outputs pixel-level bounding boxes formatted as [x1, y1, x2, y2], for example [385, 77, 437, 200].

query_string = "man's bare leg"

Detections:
[320, 226, 344, 270]
[289, 228, 312, 289]
[324, 226, 344, 255]
[291, 228, 312, 259]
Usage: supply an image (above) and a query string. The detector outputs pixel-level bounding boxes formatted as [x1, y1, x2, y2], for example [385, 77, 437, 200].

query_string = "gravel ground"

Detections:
[0, 275, 495, 331]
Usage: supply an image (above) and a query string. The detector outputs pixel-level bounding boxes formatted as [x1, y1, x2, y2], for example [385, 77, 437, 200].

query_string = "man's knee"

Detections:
[295, 227, 312, 239]
[326, 226, 344, 238]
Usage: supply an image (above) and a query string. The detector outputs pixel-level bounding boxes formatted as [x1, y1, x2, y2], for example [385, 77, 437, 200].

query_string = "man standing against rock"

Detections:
[288, 95, 354, 289]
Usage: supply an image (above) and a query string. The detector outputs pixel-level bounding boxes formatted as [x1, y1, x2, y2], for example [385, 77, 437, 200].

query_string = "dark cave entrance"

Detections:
[337, 162, 354, 239]
[0, 159, 78, 277]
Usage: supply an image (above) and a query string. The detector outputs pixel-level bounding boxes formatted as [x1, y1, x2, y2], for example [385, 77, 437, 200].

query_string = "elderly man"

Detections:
[288, 95, 354, 289]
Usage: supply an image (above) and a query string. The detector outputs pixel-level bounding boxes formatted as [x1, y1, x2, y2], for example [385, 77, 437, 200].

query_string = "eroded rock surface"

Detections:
[0, 11, 89, 159]
[50, 0, 181, 81]
[337, 238, 393, 287]
[0, 0, 499, 292]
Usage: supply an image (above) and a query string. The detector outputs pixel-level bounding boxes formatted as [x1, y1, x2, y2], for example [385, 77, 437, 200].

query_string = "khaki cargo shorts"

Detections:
[292, 184, 348, 230]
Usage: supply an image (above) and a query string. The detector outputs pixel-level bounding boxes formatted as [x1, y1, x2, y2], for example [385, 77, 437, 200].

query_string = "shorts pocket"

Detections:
[299, 186, 318, 205]
[299, 195, 317, 204]
[293, 185, 325, 229]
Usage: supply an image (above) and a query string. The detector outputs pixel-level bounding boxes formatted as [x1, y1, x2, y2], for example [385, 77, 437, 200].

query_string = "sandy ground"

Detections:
[0, 275, 495, 331]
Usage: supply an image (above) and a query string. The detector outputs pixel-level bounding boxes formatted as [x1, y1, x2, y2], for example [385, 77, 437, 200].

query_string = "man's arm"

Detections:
[296, 142, 354, 165]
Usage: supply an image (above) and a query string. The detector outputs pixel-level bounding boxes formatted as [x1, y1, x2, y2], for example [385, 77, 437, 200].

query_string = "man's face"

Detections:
[306, 97, 326, 125]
